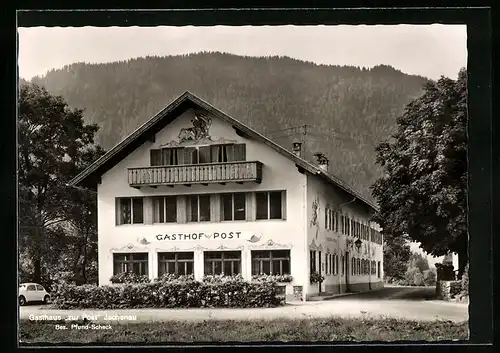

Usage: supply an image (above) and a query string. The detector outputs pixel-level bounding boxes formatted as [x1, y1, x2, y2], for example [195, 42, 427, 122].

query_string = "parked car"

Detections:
[18, 283, 50, 306]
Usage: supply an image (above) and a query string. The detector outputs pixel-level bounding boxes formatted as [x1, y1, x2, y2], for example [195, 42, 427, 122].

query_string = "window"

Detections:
[377, 261, 381, 278]
[310, 250, 317, 273]
[27, 284, 36, 291]
[335, 212, 339, 232]
[335, 254, 339, 275]
[341, 255, 345, 275]
[150, 148, 185, 166]
[186, 194, 211, 222]
[151, 144, 246, 166]
[36, 285, 44, 291]
[221, 193, 246, 221]
[351, 258, 355, 276]
[153, 196, 177, 223]
[325, 254, 329, 275]
[357, 258, 361, 275]
[256, 191, 285, 220]
[158, 252, 194, 276]
[325, 208, 328, 229]
[113, 253, 148, 276]
[251, 250, 290, 275]
[204, 251, 241, 276]
[117, 197, 144, 225]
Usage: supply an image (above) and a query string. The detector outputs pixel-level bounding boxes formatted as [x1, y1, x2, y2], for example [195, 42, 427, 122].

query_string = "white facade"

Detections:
[84, 95, 383, 301]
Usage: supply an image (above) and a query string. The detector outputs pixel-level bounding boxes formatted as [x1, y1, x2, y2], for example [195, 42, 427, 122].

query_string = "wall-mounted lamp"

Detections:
[355, 238, 362, 250]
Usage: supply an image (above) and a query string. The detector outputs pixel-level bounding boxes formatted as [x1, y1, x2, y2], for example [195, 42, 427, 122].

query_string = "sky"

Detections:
[18, 25, 467, 81]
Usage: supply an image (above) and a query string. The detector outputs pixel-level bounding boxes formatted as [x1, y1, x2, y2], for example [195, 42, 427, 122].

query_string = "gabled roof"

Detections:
[69, 91, 378, 212]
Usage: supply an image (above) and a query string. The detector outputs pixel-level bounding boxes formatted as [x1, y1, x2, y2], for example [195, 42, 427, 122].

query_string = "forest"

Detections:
[31, 51, 429, 202]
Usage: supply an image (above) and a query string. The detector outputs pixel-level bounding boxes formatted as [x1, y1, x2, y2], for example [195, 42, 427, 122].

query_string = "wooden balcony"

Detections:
[128, 161, 263, 187]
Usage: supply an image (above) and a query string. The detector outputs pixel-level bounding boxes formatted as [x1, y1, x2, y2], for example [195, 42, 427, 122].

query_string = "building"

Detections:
[69, 91, 384, 301]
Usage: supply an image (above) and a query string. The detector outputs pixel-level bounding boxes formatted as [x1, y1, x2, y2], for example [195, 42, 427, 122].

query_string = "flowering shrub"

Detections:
[202, 274, 245, 283]
[252, 274, 293, 283]
[309, 271, 324, 284]
[51, 278, 283, 309]
[109, 272, 151, 284]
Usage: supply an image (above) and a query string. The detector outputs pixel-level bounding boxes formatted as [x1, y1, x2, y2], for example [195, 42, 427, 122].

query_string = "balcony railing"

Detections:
[128, 161, 263, 187]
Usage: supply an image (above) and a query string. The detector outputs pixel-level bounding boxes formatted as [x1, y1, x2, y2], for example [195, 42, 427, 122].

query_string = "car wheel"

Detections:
[43, 295, 50, 304]
[19, 296, 26, 306]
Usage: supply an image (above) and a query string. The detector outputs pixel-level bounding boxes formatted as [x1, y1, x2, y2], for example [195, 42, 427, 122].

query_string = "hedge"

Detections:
[51, 277, 283, 309]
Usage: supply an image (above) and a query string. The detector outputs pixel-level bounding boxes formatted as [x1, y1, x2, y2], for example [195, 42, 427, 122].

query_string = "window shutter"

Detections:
[211, 194, 220, 222]
[281, 191, 287, 220]
[144, 197, 153, 225]
[233, 143, 246, 161]
[115, 198, 120, 225]
[184, 147, 196, 165]
[177, 196, 187, 223]
[162, 149, 171, 166]
[199, 146, 211, 164]
[150, 149, 161, 166]
[246, 192, 255, 221]
[210, 145, 221, 163]
[176, 148, 185, 165]
[225, 144, 235, 162]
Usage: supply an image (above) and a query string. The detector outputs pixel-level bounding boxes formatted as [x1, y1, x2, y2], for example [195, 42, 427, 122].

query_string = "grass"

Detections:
[19, 317, 468, 344]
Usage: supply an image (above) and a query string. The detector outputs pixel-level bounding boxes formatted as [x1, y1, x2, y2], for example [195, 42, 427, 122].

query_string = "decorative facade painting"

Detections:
[310, 196, 320, 239]
[178, 111, 213, 143]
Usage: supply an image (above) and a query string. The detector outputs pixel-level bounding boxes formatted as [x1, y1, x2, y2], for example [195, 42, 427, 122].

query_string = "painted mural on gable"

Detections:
[160, 110, 237, 148]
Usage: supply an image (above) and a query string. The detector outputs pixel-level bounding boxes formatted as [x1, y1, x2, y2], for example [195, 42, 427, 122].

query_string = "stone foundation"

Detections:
[436, 280, 461, 301]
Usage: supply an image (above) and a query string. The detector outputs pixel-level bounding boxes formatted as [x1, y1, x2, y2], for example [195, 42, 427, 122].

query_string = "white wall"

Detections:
[97, 108, 307, 285]
[306, 173, 383, 294]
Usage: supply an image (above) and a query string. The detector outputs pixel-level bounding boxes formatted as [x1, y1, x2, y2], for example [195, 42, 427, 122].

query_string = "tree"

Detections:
[423, 268, 437, 287]
[408, 252, 430, 273]
[383, 235, 412, 282]
[18, 82, 103, 283]
[371, 68, 467, 277]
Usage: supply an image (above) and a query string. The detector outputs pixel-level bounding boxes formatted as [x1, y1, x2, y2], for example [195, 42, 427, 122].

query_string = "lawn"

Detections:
[19, 317, 468, 344]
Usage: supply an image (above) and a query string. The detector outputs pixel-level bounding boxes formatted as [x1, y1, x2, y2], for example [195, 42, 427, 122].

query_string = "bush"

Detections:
[460, 263, 469, 297]
[413, 272, 424, 286]
[252, 274, 293, 283]
[201, 274, 245, 283]
[309, 272, 324, 284]
[110, 272, 151, 284]
[154, 273, 195, 283]
[403, 267, 421, 286]
[51, 277, 283, 309]
[423, 268, 437, 286]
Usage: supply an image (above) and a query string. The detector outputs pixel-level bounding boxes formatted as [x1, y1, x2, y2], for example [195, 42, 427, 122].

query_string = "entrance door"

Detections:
[345, 251, 350, 292]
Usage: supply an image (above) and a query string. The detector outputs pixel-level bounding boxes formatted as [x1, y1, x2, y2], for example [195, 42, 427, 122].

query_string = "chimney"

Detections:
[314, 152, 329, 171]
[292, 141, 302, 158]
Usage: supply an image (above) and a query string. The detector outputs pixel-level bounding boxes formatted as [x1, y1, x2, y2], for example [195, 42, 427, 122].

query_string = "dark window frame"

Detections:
[186, 194, 211, 222]
[117, 197, 144, 225]
[204, 251, 242, 276]
[113, 253, 148, 276]
[221, 192, 247, 221]
[255, 191, 285, 220]
[158, 252, 194, 276]
[153, 196, 177, 223]
[251, 250, 291, 276]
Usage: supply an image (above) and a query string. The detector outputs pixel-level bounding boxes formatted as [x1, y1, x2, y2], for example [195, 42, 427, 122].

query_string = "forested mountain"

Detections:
[31, 52, 429, 202]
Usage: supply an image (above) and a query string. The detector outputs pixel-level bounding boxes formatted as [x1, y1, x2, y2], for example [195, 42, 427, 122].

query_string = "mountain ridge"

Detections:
[30, 52, 430, 202]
